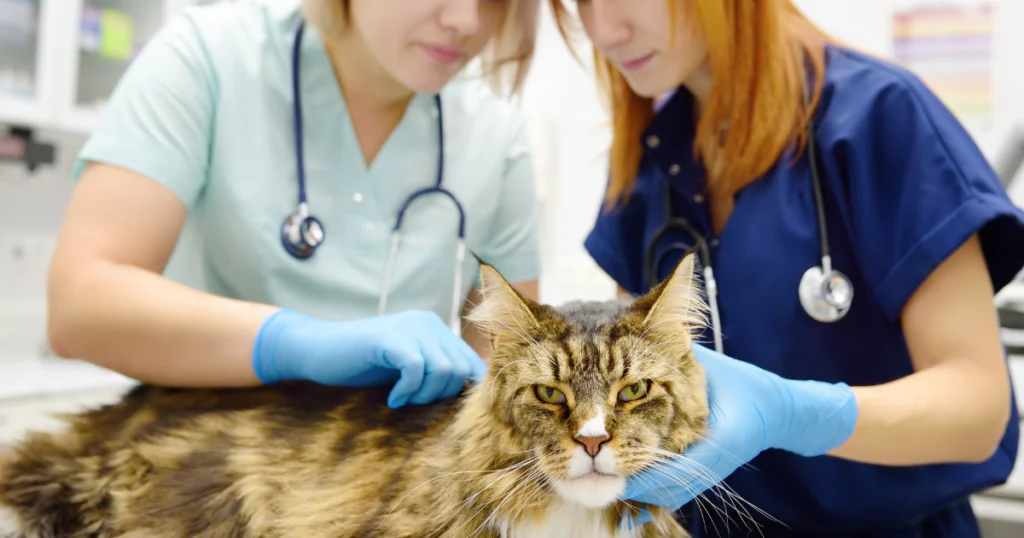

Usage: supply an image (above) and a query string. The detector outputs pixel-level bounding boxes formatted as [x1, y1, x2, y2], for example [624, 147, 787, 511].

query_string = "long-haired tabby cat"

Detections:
[0, 253, 710, 538]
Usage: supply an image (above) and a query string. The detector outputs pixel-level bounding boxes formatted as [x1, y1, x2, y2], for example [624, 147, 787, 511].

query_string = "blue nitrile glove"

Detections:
[252, 309, 487, 409]
[622, 343, 858, 527]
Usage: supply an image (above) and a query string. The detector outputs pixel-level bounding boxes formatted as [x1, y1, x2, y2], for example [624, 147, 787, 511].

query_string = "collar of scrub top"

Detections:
[642, 86, 712, 261]
[643, 87, 705, 202]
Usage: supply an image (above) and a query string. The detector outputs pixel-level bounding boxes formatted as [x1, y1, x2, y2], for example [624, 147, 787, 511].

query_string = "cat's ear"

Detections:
[630, 252, 708, 346]
[466, 261, 541, 343]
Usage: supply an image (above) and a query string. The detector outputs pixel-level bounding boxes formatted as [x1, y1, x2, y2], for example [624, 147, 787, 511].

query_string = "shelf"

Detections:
[0, 95, 48, 127]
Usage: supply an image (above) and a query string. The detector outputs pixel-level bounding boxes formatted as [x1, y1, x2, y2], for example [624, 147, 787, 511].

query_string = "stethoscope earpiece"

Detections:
[798, 263, 853, 323]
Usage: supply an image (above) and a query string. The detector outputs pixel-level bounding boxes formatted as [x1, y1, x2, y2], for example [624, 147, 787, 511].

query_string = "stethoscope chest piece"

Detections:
[280, 203, 325, 260]
[798, 260, 853, 323]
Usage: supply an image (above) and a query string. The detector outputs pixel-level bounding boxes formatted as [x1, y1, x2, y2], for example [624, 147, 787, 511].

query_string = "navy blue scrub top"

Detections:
[586, 45, 1024, 537]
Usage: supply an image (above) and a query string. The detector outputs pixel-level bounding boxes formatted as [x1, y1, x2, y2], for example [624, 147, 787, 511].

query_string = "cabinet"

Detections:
[0, 0, 59, 127]
[0, 0, 226, 133]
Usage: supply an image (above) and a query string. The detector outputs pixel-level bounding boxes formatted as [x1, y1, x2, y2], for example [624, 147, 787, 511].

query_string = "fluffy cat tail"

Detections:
[0, 429, 109, 538]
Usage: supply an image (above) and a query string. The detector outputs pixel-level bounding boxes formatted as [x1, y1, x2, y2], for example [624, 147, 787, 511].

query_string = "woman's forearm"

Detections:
[827, 359, 1013, 465]
[47, 259, 280, 388]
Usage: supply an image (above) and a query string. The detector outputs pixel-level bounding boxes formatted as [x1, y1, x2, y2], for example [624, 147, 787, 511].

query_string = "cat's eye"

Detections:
[535, 385, 567, 404]
[618, 381, 650, 402]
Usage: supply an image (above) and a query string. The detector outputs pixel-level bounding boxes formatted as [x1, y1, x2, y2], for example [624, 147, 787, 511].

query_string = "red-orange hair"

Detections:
[550, 0, 834, 209]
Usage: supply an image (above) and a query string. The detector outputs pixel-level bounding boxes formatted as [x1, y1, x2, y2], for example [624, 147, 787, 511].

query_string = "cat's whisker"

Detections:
[386, 455, 542, 520]
[516, 375, 549, 418]
[629, 455, 739, 525]
[502, 471, 548, 524]
[634, 463, 751, 538]
[463, 467, 547, 538]
[505, 370, 533, 422]
[622, 314, 705, 364]
[622, 467, 713, 538]
[487, 310, 556, 372]
[442, 452, 548, 521]
[622, 315, 677, 364]
[448, 464, 546, 538]
[479, 312, 554, 374]
[487, 359, 535, 401]
[628, 354, 696, 384]
[630, 445, 782, 534]
[426, 462, 537, 537]
[686, 431, 763, 474]
[628, 467, 716, 537]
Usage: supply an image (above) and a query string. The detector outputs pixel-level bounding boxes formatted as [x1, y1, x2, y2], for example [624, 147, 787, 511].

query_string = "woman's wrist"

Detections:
[252, 307, 304, 384]
[775, 378, 859, 457]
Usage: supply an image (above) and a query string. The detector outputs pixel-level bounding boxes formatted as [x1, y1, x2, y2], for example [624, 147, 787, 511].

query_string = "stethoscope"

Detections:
[643, 108, 853, 353]
[280, 18, 467, 336]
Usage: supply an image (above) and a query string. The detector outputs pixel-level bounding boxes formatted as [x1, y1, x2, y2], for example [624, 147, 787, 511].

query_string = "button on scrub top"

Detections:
[71, 0, 541, 323]
[586, 45, 1024, 537]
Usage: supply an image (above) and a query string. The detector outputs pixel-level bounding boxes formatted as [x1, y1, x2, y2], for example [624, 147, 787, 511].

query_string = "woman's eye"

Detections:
[535, 385, 567, 404]
[618, 381, 649, 402]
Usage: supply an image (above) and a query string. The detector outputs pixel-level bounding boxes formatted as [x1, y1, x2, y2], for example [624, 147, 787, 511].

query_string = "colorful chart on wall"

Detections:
[892, 3, 993, 127]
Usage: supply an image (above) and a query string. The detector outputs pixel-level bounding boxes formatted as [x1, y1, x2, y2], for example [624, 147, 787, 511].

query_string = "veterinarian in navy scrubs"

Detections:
[44, 0, 541, 409]
[550, 0, 1024, 536]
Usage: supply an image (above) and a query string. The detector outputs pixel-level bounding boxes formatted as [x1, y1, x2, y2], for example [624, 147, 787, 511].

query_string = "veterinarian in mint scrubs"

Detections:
[550, 0, 1024, 536]
[44, 0, 541, 409]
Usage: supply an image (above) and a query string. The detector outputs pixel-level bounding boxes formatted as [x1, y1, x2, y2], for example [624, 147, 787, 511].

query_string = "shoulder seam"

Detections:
[848, 54, 978, 198]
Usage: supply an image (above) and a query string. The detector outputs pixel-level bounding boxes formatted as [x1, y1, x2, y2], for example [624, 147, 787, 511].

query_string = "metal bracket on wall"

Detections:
[993, 125, 1024, 189]
[0, 125, 56, 173]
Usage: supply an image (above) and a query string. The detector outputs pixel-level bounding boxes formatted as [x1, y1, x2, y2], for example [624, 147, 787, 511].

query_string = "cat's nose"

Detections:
[575, 434, 610, 457]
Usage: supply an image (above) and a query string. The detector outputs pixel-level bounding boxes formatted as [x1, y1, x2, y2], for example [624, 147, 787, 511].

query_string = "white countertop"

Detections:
[0, 356, 137, 401]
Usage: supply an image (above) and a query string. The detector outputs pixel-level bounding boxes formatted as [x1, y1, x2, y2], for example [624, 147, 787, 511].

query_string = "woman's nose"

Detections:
[439, 0, 482, 36]
[584, 0, 631, 51]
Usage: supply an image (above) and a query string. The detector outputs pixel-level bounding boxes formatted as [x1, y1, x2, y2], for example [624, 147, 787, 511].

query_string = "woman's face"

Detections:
[576, 0, 707, 98]
[349, 0, 510, 93]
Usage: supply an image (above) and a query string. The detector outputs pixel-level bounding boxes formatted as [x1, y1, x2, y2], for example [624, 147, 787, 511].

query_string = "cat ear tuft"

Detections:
[466, 261, 541, 340]
[630, 252, 708, 345]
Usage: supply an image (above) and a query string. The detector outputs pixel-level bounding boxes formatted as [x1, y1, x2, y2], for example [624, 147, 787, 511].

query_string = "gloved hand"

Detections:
[622, 343, 858, 527]
[252, 309, 487, 409]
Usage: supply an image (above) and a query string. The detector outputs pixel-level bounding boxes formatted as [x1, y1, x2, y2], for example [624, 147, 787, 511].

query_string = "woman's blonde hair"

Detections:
[302, 0, 539, 95]
[550, 0, 834, 208]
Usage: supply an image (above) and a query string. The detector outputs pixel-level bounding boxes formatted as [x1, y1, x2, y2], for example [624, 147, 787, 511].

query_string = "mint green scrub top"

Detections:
[71, 0, 541, 323]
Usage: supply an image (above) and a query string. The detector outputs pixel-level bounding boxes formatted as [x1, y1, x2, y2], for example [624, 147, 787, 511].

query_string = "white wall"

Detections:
[0, 130, 84, 358]
[519, 2, 616, 305]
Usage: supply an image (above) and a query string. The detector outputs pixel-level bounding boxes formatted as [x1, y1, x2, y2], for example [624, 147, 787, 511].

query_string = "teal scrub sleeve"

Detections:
[831, 74, 1024, 321]
[72, 14, 217, 209]
[475, 116, 542, 285]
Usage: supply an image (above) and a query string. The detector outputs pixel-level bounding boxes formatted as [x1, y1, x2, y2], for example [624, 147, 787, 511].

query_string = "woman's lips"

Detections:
[621, 53, 655, 72]
[422, 44, 464, 66]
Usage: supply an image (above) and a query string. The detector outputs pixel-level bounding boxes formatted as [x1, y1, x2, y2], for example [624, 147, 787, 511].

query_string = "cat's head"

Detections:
[466, 253, 709, 509]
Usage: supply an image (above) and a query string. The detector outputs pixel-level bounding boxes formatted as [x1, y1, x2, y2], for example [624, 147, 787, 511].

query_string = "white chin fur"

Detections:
[0, 505, 23, 536]
[550, 445, 625, 508]
[551, 473, 627, 508]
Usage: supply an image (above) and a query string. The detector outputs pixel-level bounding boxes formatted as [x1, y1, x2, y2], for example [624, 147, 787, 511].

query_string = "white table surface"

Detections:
[0, 356, 137, 400]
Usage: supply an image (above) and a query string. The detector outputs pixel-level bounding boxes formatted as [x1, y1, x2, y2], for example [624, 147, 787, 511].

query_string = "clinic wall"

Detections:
[0, 129, 85, 358]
